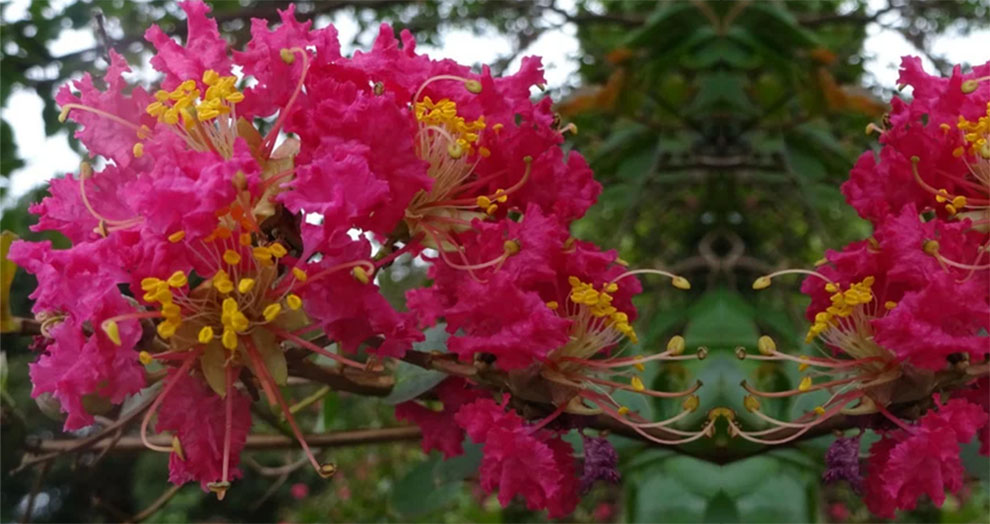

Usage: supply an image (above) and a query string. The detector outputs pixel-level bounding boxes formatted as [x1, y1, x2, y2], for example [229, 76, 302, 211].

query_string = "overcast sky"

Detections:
[2, 1, 987, 205]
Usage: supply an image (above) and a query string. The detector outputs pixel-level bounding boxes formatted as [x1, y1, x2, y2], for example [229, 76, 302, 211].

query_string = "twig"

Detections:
[31, 426, 422, 453]
[20, 462, 49, 524]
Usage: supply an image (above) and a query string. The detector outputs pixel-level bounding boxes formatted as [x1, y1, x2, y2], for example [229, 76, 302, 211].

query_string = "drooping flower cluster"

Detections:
[746, 58, 990, 518]
[10, 1, 699, 515]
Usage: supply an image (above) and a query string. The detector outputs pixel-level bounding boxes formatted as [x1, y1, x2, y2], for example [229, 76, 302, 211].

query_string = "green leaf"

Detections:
[683, 288, 758, 349]
[383, 324, 450, 405]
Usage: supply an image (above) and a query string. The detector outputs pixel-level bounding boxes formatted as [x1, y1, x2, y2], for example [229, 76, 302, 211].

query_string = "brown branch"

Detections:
[29, 426, 422, 454]
[129, 484, 184, 524]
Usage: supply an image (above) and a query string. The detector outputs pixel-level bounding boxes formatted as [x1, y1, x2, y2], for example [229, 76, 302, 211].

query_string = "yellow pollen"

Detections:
[139, 351, 153, 365]
[667, 335, 686, 355]
[671, 276, 691, 290]
[744, 395, 761, 412]
[263, 303, 282, 322]
[269, 243, 288, 258]
[546, 301, 559, 310]
[630, 376, 645, 391]
[464, 79, 482, 94]
[198, 326, 214, 344]
[239, 233, 252, 246]
[223, 249, 242, 265]
[102, 320, 122, 346]
[222, 328, 238, 350]
[476, 195, 492, 208]
[203, 69, 220, 85]
[617, 406, 630, 416]
[253, 246, 273, 263]
[132, 142, 144, 158]
[161, 303, 181, 319]
[633, 361, 645, 372]
[237, 278, 256, 294]
[280, 48, 296, 64]
[813, 406, 826, 416]
[485, 204, 498, 215]
[884, 301, 898, 310]
[157, 319, 180, 339]
[352, 266, 371, 284]
[168, 230, 186, 243]
[167, 271, 188, 288]
[141, 277, 163, 291]
[798, 376, 813, 391]
[923, 239, 940, 255]
[213, 271, 234, 294]
[287, 294, 303, 310]
[961, 79, 979, 94]
[503, 240, 520, 255]
[292, 267, 308, 282]
[682, 395, 700, 412]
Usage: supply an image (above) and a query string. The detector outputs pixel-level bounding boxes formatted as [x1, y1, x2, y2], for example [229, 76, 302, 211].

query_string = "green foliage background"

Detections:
[1, 1, 988, 522]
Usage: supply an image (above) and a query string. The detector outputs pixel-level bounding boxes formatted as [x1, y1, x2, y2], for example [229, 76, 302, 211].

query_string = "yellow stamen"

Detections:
[262, 303, 282, 322]
[292, 267, 307, 282]
[139, 351, 153, 365]
[798, 376, 813, 391]
[237, 278, 256, 294]
[198, 326, 214, 344]
[167, 271, 188, 288]
[287, 294, 303, 310]
[223, 249, 242, 265]
[168, 230, 186, 243]
[222, 328, 238, 350]
[352, 266, 371, 284]
[630, 376, 645, 391]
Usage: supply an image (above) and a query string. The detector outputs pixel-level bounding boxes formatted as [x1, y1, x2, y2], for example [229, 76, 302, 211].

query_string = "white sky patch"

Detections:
[2, 5, 987, 205]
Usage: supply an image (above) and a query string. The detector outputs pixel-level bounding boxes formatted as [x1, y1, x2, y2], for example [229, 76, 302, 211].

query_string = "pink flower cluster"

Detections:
[747, 58, 989, 518]
[11, 1, 694, 513]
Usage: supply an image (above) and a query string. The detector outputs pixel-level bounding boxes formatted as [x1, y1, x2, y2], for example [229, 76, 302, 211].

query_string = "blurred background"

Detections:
[2, 1, 989, 522]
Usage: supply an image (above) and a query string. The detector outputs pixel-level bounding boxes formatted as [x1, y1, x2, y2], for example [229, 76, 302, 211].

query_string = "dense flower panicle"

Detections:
[16, 0, 627, 511]
[843, 58, 990, 224]
[864, 399, 988, 518]
[580, 435, 621, 494]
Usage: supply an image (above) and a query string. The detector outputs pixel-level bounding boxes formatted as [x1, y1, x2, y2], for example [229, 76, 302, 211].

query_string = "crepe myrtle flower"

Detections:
[13, 1, 439, 497]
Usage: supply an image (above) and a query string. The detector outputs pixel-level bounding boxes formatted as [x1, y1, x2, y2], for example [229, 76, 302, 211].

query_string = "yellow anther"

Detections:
[477, 195, 492, 208]
[493, 123, 504, 133]
[752, 276, 772, 290]
[164, 108, 179, 125]
[630, 376, 645, 391]
[179, 79, 196, 92]
[953, 146, 965, 157]
[479, 146, 491, 158]
[269, 243, 288, 258]
[102, 320, 122, 346]
[139, 351, 154, 365]
[546, 301, 559, 310]
[157, 319, 180, 339]
[633, 361, 645, 372]
[198, 326, 214, 344]
[318, 463, 338, 479]
[447, 142, 464, 159]
[503, 240, 520, 255]
[202, 69, 220, 85]
[884, 301, 898, 310]
[757, 335, 776, 356]
[798, 376, 813, 392]
[253, 246, 273, 262]
[922, 239, 940, 256]
[961, 79, 979, 94]
[280, 48, 296, 64]
[239, 233, 252, 246]
[682, 395, 700, 412]
[222, 297, 238, 315]
[813, 406, 826, 416]
[262, 303, 282, 322]
[744, 395, 761, 412]
[352, 266, 371, 284]
[798, 362, 810, 372]
[132, 142, 144, 158]
[951, 195, 967, 209]
[292, 267, 307, 282]
[666, 335, 685, 355]
[237, 278, 256, 294]
[141, 277, 163, 292]
[161, 303, 181, 319]
[230, 312, 249, 332]
[287, 294, 303, 310]
[824, 282, 838, 293]
[223, 249, 242, 265]
[225, 91, 245, 104]
[617, 406, 630, 416]
[222, 328, 238, 350]
[494, 189, 508, 203]
[605, 282, 619, 293]
[671, 276, 691, 290]
[708, 407, 735, 422]
[167, 271, 188, 288]
[485, 204, 498, 215]
[464, 79, 483, 94]
[168, 230, 186, 243]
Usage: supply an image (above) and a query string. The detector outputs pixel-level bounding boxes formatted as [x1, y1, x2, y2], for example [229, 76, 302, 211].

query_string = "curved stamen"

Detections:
[264, 47, 311, 155]
[139, 351, 200, 454]
[59, 103, 143, 132]
[266, 326, 368, 370]
[610, 268, 691, 290]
